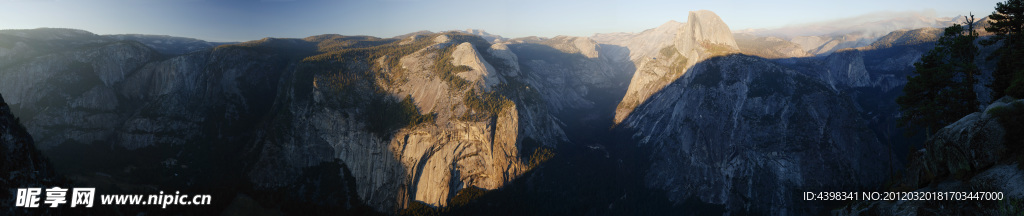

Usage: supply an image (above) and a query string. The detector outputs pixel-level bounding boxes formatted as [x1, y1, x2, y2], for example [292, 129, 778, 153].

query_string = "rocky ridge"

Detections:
[621, 54, 889, 214]
[835, 98, 1024, 215]
[0, 25, 661, 212]
[613, 10, 740, 123]
[0, 93, 60, 215]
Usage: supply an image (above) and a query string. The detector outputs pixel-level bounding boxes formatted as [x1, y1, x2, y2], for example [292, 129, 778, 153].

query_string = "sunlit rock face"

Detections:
[613, 10, 740, 123]
[0, 29, 581, 212]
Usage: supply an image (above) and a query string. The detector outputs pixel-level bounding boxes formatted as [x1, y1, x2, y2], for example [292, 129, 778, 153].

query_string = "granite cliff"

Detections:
[0, 29, 585, 212]
[621, 55, 889, 214]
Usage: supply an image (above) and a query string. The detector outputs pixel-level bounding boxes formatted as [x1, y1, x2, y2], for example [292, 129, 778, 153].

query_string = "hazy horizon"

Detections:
[0, 0, 1001, 42]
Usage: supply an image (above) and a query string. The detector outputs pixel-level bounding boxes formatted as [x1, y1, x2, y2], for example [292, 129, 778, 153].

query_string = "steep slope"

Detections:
[733, 33, 809, 59]
[865, 27, 943, 50]
[105, 34, 225, 55]
[0, 93, 61, 215]
[614, 10, 740, 123]
[591, 20, 685, 62]
[622, 55, 888, 215]
[836, 98, 1024, 215]
[0, 30, 567, 213]
[505, 35, 632, 113]
[460, 29, 507, 43]
[791, 33, 876, 56]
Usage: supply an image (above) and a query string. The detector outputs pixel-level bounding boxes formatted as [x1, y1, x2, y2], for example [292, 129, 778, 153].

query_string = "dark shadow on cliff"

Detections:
[19, 39, 387, 215]
[616, 53, 906, 215]
[437, 42, 726, 215]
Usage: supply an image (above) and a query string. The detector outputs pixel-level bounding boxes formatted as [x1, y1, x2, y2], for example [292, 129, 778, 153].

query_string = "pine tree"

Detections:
[982, 0, 1024, 99]
[898, 15, 981, 136]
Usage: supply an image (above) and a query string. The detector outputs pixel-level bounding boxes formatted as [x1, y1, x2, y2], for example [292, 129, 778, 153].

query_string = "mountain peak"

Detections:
[686, 10, 738, 49]
[460, 29, 506, 43]
[0, 28, 99, 41]
[672, 10, 739, 61]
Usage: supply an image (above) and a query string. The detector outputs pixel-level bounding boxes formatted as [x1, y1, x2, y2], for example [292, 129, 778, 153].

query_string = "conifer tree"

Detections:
[982, 0, 1024, 99]
[898, 15, 980, 136]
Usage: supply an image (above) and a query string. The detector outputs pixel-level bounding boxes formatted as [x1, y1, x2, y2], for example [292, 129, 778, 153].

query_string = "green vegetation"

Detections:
[365, 95, 436, 138]
[897, 15, 981, 136]
[302, 34, 432, 88]
[460, 88, 513, 121]
[432, 43, 473, 90]
[397, 187, 490, 216]
[299, 33, 533, 138]
[699, 40, 735, 57]
[656, 45, 690, 83]
[300, 31, 528, 139]
[659, 45, 678, 58]
[448, 187, 488, 207]
[399, 201, 440, 216]
[306, 35, 394, 53]
[986, 100, 1024, 168]
[311, 64, 436, 139]
[508, 43, 584, 65]
[982, 0, 1024, 99]
[667, 54, 690, 79]
[997, 198, 1024, 215]
[213, 38, 317, 58]
[528, 146, 556, 170]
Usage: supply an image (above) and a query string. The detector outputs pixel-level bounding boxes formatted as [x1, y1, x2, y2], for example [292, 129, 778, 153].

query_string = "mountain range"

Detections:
[1, 9, 1021, 215]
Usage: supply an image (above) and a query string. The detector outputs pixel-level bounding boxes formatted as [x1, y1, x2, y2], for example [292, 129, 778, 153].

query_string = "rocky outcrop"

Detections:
[835, 98, 1024, 215]
[487, 43, 521, 77]
[0, 93, 59, 215]
[391, 106, 525, 207]
[676, 10, 739, 56]
[824, 49, 871, 89]
[614, 10, 740, 123]
[622, 55, 889, 215]
[592, 21, 685, 62]
[451, 42, 502, 91]
[460, 29, 507, 43]
[0, 30, 567, 213]
[733, 33, 809, 59]
[866, 28, 942, 50]
[0, 39, 158, 149]
[791, 33, 876, 56]
[505, 36, 631, 113]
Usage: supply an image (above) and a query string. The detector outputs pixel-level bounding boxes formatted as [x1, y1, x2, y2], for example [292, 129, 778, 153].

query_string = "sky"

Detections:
[0, 0, 1003, 42]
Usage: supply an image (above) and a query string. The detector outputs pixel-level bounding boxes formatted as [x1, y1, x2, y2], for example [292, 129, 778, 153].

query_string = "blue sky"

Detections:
[0, 0, 1002, 42]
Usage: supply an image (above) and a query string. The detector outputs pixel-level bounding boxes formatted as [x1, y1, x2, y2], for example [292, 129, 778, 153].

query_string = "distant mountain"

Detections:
[747, 11, 956, 39]
[592, 20, 686, 62]
[733, 33, 809, 59]
[606, 10, 741, 124]
[105, 34, 230, 55]
[0, 26, 633, 213]
[596, 10, 973, 215]
[0, 9, 1014, 216]
[460, 29, 507, 43]
[741, 11, 958, 56]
